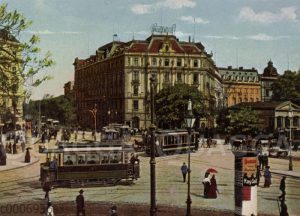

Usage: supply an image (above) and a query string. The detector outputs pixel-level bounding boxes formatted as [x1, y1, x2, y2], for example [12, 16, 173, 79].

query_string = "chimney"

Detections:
[189, 36, 191, 43]
[239, 66, 243, 70]
[228, 66, 232, 70]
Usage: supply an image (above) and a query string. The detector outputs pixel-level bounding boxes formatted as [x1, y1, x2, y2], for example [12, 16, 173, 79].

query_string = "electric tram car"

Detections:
[40, 142, 140, 187]
[145, 129, 199, 156]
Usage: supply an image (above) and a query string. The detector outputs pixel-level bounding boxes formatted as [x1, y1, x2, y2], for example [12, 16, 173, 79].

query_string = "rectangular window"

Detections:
[133, 85, 139, 96]
[266, 89, 269, 97]
[133, 100, 139, 111]
[152, 58, 157, 66]
[134, 57, 138, 66]
[127, 57, 131, 66]
[133, 71, 139, 81]
[177, 72, 182, 82]
[164, 72, 170, 82]
[194, 60, 198, 67]
[164, 58, 169, 66]
[193, 73, 198, 84]
[177, 59, 182, 67]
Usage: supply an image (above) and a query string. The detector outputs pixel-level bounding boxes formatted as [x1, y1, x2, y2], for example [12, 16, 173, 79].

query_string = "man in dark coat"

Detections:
[181, 162, 188, 183]
[279, 176, 286, 201]
[76, 189, 85, 216]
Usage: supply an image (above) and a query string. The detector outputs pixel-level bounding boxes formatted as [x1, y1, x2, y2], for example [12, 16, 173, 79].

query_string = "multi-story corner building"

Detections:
[0, 29, 24, 126]
[64, 81, 74, 101]
[218, 66, 261, 107]
[74, 33, 222, 130]
[260, 60, 279, 102]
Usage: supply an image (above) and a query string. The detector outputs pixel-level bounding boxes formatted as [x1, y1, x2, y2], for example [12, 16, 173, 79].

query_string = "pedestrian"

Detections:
[21, 141, 26, 153]
[181, 162, 188, 183]
[202, 172, 211, 198]
[256, 165, 261, 186]
[44, 200, 54, 216]
[12, 142, 17, 154]
[207, 174, 219, 198]
[109, 205, 118, 216]
[25, 148, 31, 163]
[279, 199, 289, 216]
[278, 176, 286, 201]
[76, 189, 85, 216]
[264, 166, 272, 188]
[43, 176, 52, 200]
[258, 152, 263, 170]
[82, 131, 85, 139]
[75, 132, 78, 142]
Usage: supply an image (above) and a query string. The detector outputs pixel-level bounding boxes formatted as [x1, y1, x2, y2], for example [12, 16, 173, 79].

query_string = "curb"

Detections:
[0, 138, 41, 172]
[271, 171, 300, 179]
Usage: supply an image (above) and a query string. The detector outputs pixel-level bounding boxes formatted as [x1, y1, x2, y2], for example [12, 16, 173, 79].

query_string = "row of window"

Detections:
[132, 71, 200, 83]
[223, 75, 258, 82]
[127, 57, 200, 68]
[232, 97, 259, 104]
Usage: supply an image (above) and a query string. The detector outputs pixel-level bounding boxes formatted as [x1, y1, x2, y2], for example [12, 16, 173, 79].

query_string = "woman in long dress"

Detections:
[207, 174, 218, 198]
[264, 166, 272, 187]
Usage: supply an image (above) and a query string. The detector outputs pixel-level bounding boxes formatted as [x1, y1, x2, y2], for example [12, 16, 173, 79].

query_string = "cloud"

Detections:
[27, 30, 81, 35]
[202, 35, 240, 40]
[239, 6, 298, 23]
[179, 16, 209, 24]
[174, 31, 192, 38]
[131, 0, 196, 15]
[124, 30, 149, 35]
[246, 33, 289, 41]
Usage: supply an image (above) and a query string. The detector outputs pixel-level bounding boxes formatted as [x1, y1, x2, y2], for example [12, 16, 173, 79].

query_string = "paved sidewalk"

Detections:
[0, 137, 40, 172]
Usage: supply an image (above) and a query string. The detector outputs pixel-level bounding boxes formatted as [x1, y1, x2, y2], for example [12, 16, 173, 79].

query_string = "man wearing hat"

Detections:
[76, 189, 85, 216]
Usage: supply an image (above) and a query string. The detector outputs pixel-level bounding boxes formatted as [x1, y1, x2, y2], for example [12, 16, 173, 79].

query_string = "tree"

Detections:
[216, 107, 230, 133]
[0, 3, 54, 131]
[154, 84, 206, 129]
[27, 95, 76, 126]
[228, 107, 261, 135]
[271, 70, 300, 104]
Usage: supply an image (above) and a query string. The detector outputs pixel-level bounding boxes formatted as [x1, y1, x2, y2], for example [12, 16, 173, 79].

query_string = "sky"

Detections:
[4, 0, 300, 99]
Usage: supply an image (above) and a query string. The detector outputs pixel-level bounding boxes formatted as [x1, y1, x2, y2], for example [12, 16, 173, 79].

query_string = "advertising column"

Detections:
[234, 151, 258, 216]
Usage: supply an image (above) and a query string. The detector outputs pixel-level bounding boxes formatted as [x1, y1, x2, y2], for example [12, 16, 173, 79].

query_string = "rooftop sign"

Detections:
[151, 23, 176, 35]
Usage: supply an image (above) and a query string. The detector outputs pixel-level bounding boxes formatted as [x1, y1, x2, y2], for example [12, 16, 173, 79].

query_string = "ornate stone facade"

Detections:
[218, 66, 261, 107]
[74, 34, 222, 129]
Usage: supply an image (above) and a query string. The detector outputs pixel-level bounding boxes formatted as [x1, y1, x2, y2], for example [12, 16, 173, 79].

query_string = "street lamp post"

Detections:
[149, 74, 157, 216]
[89, 104, 97, 138]
[184, 99, 195, 216]
[288, 107, 293, 171]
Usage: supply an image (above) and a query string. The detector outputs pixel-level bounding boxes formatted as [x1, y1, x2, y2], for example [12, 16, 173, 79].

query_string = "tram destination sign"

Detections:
[151, 23, 176, 35]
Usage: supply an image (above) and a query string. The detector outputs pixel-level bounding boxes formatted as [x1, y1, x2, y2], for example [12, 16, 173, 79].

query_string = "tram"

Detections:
[145, 129, 199, 156]
[40, 142, 140, 187]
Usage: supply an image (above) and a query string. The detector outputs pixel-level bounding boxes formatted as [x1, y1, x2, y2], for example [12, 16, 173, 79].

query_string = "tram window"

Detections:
[64, 154, 75, 165]
[78, 154, 86, 165]
[87, 153, 99, 164]
[110, 153, 122, 164]
[101, 153, 109, 164]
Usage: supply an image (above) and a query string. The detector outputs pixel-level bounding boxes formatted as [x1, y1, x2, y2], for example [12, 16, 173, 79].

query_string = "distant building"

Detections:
[260, 60, 279, 102]
[64, 81, 74, 101]
[218, 66, 261, 107]
[229, 101, 300, 132]
[74, 33, 222, 129]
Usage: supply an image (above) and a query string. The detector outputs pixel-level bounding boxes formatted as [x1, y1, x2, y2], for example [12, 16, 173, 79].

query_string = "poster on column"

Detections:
[242, 157, 258, 201]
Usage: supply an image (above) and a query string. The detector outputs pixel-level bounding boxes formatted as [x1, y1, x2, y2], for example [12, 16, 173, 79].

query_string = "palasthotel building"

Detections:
[74, 32, 223, 130]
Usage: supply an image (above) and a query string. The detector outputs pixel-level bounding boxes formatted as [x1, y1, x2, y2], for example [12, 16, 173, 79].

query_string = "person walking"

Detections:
[279, 176, 286, 201]
[76, 189, 85, 216]
[44, 200, 54, 216]
[264, 166, 272, 187]
[24, 148, 31, 163]
[202, 172, 211, 198]
[43, 177, 52, 200]
[256, 165, 261, 186]
[207, 174, 219, 198]
[279, 199, 289, 216]
[181, 162, 188, 183]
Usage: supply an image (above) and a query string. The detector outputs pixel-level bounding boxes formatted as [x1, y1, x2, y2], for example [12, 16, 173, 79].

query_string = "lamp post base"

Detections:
[186, 196, 192, 216]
